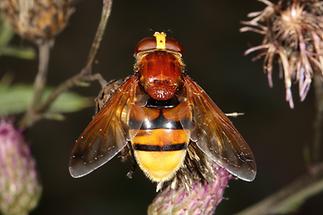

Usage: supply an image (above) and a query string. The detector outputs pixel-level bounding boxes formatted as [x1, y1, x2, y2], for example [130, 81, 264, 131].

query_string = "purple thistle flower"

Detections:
[241, 0, 323, 108]
[0, 120, 41, 215]
[148, 164, 231, 215]
[148, 143, 232, 215]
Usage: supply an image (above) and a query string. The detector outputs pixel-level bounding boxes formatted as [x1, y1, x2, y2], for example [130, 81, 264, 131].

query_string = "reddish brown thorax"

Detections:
[134, 32, 184, 101]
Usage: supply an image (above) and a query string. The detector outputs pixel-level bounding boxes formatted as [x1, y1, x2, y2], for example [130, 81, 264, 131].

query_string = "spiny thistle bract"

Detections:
[241, 0, 323, 108]
[0, 0, 74, 43]
[0, 120, 41, 215]
[148, 144, 232, 215]
[148, 164, 231, 215]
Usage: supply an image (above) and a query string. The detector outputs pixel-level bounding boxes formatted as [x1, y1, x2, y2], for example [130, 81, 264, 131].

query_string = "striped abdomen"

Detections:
[129, 98, 192, 182]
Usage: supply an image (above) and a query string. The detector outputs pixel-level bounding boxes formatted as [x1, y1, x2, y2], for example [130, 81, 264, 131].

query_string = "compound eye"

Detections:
[134, 32, 183, 54]
[135, 37, 156, 54]
[165, 38, 183, 53]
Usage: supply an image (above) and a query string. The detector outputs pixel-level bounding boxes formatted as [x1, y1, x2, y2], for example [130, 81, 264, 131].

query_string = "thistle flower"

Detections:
[0, 0, 74, 43]
[148, 144, 232, 215]
[148, 164, 231, 215]
[241, 0, 323, 108]
[0, 120, 41, 215]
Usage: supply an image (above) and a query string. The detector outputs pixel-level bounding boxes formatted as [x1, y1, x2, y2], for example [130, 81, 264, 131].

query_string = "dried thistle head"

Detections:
[0, 0, 74, 43]
[148, 144, 232, 215]
[0, 120, 41, 215]
[241, 0, 323, 108]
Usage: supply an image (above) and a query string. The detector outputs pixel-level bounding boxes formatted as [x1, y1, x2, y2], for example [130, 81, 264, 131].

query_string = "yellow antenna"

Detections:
[153, 32, 167, 50]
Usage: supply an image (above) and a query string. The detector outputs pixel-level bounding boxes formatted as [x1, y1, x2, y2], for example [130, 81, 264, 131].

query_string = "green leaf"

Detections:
[0, 46, 36, 59]
[0, 83, 93, 117]
[50, 90, 93, 113]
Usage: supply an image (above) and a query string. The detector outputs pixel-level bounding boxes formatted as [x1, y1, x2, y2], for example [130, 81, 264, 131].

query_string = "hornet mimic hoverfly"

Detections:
[69, 32, 256, 183]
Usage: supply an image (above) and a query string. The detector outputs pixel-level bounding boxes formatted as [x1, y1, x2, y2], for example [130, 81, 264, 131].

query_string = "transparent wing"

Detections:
[69, 76, 141, 178]
[183, 75, 256, 181]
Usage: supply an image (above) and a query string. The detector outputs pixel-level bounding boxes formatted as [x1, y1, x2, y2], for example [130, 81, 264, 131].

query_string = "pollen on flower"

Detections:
[241, 0, 323, 108]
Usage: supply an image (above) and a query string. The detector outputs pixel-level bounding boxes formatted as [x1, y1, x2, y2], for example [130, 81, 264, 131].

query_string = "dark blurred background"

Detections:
[0, 0, 322, 214]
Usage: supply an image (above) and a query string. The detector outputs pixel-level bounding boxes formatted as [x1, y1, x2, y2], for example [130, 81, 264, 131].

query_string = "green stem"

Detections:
[237, 164, 323, 215]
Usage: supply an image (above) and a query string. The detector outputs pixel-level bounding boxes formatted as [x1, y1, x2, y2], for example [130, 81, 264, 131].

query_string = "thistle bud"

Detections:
[0, 120, 41, 215]
[241, 0, 323, 108]
[0, 0, 74, 43]
[148, 164, 231, 215]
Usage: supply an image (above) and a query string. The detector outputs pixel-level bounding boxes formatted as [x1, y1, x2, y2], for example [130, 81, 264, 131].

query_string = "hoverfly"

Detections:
[69, 32, 256, 182]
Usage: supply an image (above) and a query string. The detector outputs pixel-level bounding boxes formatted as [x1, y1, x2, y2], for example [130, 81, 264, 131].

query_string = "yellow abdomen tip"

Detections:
[134, 150, 186, 182]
